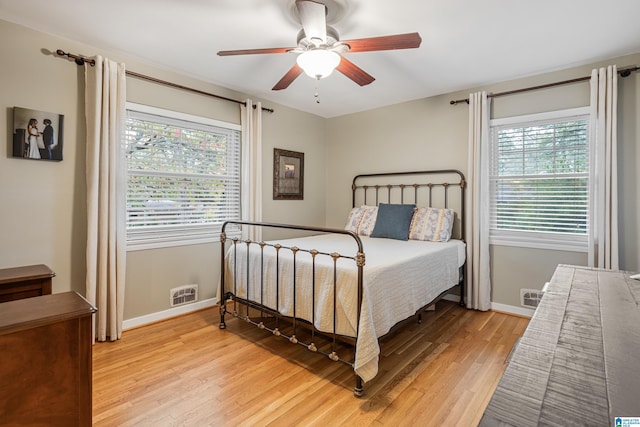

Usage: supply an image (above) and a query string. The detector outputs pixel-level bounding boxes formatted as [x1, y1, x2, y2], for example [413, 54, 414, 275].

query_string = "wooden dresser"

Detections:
[0, 264, 55, 302]
[480, 264, 640, 426]
[0, 291, 97, 426]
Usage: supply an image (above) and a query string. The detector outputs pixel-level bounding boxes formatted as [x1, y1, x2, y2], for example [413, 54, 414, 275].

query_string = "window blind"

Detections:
[125, 108, 241, 249]
[490, 115, 589, 237]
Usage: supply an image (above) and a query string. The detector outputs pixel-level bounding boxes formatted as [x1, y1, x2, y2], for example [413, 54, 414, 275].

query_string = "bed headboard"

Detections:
[351, 169, 466, 241]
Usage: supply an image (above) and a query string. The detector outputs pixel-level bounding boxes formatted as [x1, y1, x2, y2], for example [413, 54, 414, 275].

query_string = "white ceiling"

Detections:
[2, 0, 640, 118]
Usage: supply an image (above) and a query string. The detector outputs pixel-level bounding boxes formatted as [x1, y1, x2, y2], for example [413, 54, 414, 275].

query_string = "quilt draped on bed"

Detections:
[223, 234, 465, 383]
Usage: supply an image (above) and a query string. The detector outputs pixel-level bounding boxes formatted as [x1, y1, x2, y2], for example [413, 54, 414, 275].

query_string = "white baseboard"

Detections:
[123, 297, 218, 331]
[490, 302, 534, 318]
[442, 294, 534, 318]
[123, 294, 533, 332]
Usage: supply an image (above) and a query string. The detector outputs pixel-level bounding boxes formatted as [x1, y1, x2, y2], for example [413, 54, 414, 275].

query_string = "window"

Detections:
[125, 103, 241, 250]
[489, 107, 591, 251]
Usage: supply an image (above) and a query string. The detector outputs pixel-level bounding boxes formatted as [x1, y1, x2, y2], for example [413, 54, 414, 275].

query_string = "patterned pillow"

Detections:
[409, 207, 455, 242]
[344, 207, 365, 233]
[357, 206, 378, 236]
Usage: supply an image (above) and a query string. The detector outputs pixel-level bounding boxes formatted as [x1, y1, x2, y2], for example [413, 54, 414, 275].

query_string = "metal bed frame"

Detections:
[218, 169, 466, 396]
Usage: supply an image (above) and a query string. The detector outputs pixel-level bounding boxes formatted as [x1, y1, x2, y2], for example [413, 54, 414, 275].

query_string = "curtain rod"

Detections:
[449, 65, 640, 105]
[56, 49, 274, 113]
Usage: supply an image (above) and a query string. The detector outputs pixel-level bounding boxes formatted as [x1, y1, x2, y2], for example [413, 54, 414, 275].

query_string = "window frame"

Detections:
[124, 102, 242, 251]
[488, 106, 591, 252]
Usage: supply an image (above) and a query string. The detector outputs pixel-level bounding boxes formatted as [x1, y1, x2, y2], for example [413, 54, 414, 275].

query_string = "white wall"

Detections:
[325, 94, 469, 228]
[2, 18, 638, 317]
[326, 53, 640, 307]
[0, 19, 327, 319]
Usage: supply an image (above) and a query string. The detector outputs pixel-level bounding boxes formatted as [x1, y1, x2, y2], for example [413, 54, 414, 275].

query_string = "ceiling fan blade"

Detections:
[336, 56, 375, 86]
[341, 32, 422, 53]
[218, 47, 295, 56]
[272, 64, 304, 90]
[296, 0, 327, 45]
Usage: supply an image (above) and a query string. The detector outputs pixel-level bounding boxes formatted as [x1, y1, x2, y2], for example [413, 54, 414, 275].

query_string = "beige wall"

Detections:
[2, 18, 638, 317]
[0, 20, 87, 296]
[326, 53, 640, 307]
[0, 20, 327, 319]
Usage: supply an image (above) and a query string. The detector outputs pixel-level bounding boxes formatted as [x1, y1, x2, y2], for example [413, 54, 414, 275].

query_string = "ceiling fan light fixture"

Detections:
[296, 49, 341, 79]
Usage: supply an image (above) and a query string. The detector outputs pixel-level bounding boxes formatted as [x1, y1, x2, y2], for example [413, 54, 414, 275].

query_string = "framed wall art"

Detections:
[12, 106, 64, 161]
[273, 148, 304, 200]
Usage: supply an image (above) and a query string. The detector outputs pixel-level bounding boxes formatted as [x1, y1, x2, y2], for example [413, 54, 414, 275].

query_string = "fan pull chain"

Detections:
[314, 84, 320, 104]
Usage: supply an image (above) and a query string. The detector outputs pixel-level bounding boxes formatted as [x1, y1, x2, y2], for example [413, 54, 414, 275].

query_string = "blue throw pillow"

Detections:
[370, 203, 416, 240]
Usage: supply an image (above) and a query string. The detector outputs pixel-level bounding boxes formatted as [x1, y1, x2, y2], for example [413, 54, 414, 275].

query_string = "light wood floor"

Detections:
[93, 301, 528, 426]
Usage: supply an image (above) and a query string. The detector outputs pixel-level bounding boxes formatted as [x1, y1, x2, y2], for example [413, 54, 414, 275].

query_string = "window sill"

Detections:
[490, 231, 588, 253]
[126, 236, 220, 251]
[126, 226, 241, 251]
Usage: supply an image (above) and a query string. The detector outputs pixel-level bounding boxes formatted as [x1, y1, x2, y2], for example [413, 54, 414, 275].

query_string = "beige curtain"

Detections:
[466, 91, 492, 311]
[588, 65, 619, 269]
[240, 100, 263, 242]
[85, 56, 127, 341]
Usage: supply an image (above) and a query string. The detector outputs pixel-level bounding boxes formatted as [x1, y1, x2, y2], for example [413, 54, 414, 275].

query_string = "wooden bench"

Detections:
[480, 264, 640, 426]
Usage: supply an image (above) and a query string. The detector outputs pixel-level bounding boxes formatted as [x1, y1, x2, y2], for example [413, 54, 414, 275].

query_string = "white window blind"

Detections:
[125, 104, 241, 250]
[489, 109, 590, 251]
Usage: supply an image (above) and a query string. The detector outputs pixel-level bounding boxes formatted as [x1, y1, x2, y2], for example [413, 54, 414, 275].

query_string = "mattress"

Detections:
[223, 233, 465, 382]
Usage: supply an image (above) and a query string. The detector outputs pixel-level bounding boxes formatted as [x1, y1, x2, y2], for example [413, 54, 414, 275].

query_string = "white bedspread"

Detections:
[223, 234, 465, 383]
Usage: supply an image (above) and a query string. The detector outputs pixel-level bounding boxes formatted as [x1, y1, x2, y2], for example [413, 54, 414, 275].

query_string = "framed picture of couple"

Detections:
[12, 106, 64, 161]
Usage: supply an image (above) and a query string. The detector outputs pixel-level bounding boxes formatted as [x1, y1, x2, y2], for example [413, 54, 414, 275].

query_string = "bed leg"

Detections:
[353, 376, 364, 397]
[459, 291, 466, 307]
[459, 268, 467, 308]
[219, 300, 227, 330]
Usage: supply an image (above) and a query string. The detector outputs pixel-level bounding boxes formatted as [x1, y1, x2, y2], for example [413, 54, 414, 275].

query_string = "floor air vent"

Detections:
[171, 285, 198, 307]
[520, 288, 543, 308]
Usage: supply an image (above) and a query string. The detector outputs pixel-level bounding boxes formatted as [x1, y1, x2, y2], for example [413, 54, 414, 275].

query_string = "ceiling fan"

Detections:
[217, 0, 422, 91]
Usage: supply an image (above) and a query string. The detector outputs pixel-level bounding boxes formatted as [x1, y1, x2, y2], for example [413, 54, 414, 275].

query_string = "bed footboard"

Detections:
[219, 220, 366, 396]
[218, 169, 466, 397]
